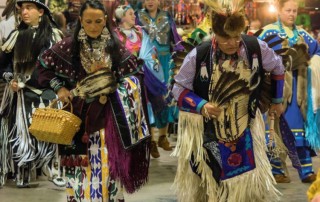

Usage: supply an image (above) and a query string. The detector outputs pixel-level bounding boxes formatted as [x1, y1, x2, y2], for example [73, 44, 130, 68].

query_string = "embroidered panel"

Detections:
[219, 129, 256, 180]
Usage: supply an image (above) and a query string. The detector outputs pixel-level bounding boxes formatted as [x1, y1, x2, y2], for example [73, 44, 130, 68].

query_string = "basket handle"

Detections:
[49, 99, 74, 113]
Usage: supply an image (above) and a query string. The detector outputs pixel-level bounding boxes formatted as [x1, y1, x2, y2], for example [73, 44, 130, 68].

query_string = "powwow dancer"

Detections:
[171, 0, 286, 201]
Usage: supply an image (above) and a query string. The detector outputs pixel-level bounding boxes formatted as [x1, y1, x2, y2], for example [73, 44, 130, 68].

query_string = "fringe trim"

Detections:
[172, 110, 281, 202]
[0, 118, 12, 186]
[105, 103, 150, 193]
[310, 55, 320, 111]
[218, 109, 281, 202]
[305, 62, 320, 150]
[2, 30, 19, 52]
[0, 83, 14, 116]
[171, 111, 218, 201]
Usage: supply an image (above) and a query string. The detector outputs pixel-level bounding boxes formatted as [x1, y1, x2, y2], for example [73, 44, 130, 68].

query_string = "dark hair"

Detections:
[53, 12, 66, 30]
[72, 0, 121, 73]
[15, 4, 56, 70]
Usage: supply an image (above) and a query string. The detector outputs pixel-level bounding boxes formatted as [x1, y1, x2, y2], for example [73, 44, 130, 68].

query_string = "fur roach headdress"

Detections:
[203, 0, 246, 37]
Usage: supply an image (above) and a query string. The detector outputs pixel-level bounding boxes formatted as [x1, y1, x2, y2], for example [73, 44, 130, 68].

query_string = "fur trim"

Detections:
[297, 67, 308, 120]
[203, 0, 246, 37]
[212, 12, 246, 37]
[224, 12, 246, 37]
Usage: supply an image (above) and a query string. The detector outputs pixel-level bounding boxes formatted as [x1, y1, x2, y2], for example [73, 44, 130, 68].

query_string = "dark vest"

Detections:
[191, 35, 264, 182]
[193, 35, 263, 118]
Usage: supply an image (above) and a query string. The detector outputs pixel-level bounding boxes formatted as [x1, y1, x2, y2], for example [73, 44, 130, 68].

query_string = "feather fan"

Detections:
[210, 71, 252, 142]
[72, 69, 117, 99]
[210, 71, 251, 106]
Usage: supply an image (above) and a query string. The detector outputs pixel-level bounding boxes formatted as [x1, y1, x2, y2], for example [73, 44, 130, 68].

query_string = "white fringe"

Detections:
[218, 110, 281, 202]
[172, 110, 281, 202]
[310, 55, 320, 112]
[171, 111, 218, 201]
[2, 30, 19, 52]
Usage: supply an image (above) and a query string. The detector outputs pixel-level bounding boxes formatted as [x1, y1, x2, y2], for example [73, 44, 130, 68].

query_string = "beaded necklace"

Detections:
[277, 18, 299, 46]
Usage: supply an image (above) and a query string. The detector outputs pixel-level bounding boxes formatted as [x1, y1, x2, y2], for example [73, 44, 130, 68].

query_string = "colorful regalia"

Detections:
[259, 21, 320, 180]
[171, 0, 286, 201]
[38, 35, 151, 201]
[135, 8, 184, 128]
[172, 35, 285, 202]
[114, 26, 167, 125]
[0, 0, 63, 187]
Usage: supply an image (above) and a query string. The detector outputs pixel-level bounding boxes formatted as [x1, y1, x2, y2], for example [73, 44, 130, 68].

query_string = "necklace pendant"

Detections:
[99, 95, 108, 104]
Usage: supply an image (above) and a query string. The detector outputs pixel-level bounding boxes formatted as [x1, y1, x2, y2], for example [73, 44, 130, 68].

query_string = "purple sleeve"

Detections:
[172, 48, 208, 114]
[258, 39, 285, 103]
[172, 48, 197, 100]
[169, 15, 184, 52]
[258, 39, 285, 75]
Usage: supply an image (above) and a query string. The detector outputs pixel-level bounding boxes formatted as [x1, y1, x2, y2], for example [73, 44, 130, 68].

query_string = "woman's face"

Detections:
[278, 0, 298, 27]
[80, 7, 106, 39]
[121, 8, 135, 28]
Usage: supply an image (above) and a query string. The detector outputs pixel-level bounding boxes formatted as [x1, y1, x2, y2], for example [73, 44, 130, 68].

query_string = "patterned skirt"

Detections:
[64, 129, 124, 202]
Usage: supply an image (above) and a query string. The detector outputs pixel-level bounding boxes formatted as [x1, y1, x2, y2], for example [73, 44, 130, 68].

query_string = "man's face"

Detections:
[19, 2, 44, 26]
[215, 34, 242, 55]
[144, 0, 159, 12]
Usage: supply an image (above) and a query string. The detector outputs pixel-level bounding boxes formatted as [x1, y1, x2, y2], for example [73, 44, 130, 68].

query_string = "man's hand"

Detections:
[201, 102, 222, 119]
[268, 103, 283, 117]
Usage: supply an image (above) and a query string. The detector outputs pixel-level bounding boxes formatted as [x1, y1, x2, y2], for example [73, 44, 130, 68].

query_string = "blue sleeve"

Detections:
[300, 30, 320, 57]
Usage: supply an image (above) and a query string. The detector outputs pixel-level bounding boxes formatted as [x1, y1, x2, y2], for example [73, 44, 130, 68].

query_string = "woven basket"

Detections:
[29, 99, 82, 145]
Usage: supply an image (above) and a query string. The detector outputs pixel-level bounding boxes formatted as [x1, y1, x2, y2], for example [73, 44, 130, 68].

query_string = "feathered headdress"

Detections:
[203, 0, 246, 37]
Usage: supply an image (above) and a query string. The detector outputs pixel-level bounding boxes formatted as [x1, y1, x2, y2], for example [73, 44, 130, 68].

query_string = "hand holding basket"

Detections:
[29, 99, 82, 145]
